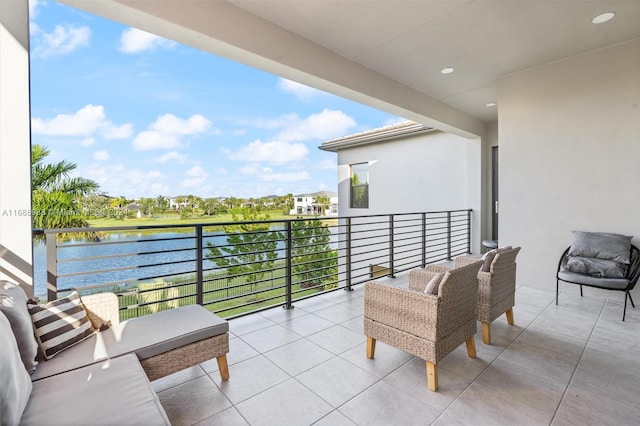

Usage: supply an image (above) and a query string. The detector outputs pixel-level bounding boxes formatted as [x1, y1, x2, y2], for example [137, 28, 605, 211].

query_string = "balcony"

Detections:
[33, 210, 640, 425]
[151, 275, 639, 425]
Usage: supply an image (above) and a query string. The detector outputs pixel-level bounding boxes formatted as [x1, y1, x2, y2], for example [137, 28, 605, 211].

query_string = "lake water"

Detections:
[33, 228, 337, 297]
[33, 231, 261, 296]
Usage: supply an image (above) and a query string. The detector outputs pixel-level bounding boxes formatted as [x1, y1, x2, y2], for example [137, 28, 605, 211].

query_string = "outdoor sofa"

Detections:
[0, 281, 229, 425]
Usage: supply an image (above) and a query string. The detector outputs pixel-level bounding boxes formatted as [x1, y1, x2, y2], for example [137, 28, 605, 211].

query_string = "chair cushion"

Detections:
[31, 304, 229, 381]
[0, 280, 38, 373]
[568, 231, 632, 264]
[481, 250, 497, 272]
[424, 273, 445, 295]
[28, 291, 96, 360]
[564, 256, 627, 278]
[558, 270, 629, 290]
[0, 311, 32, 426]
[21, 354, 170, 425]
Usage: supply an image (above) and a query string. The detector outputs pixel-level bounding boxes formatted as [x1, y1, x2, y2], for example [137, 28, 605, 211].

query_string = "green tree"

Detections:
[291, 219, 338, 289]
[206, 208, 283, 294]
[156, 195, 168, 213]
[314, 196, 330, 215]
[139, 198, 155, 218]
[31, 144, 99, 231]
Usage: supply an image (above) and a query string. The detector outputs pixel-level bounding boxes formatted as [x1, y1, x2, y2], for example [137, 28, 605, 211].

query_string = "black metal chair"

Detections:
[556, 244, 640, 321]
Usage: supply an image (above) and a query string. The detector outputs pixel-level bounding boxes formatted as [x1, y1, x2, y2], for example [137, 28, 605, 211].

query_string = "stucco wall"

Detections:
[498, 38, 640, 299]
[335, 129, 482, 253]
[0, 0, 33, 293]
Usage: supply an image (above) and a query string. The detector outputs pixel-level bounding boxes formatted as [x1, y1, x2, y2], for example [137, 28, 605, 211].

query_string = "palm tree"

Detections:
[32, 144, 99, 231]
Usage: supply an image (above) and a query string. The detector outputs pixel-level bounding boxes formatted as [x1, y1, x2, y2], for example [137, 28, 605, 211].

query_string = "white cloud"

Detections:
[217, 168, 228, 175]
[382, 116, 409, 126]
[182, 165, 209, 187]
[239, 165, 259, 175]
[155, 151, 189, 164]
[80, 137, 95, 147]
[277, 109, 356, 142]
[232, 129, 247, 136]
[316, 159, 337, 170]
[102, 123, 133, 139]
[93, 150, 109, 161]
[261, 171, 311, 182]
[29, 0, 41, 19]
[277, 78, 325, 101]
[229, 140, 308, 164]
[79, 164, 168, 198]
[133, 113, 211, 151]
[32, 24, 90, 58]
[119, 28, 176, 53]
[31, 104, 132, 139]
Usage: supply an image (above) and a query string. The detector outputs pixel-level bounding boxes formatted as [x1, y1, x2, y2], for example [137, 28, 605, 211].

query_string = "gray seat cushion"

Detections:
[32, 304, 228, 380]
[557, 270, 629, 290]
[0, 281, 38, 373]
[21, 353, 170, 425]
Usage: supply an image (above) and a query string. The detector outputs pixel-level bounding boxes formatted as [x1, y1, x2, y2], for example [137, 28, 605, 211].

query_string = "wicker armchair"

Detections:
[364, 260, 482, 391]
[455, 246, 521, 344]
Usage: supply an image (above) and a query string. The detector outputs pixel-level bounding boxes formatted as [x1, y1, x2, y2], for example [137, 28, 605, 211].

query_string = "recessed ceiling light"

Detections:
[486, 102, 497, 107]
[440, 67, 454, 74]
[592, 12, 615, 24]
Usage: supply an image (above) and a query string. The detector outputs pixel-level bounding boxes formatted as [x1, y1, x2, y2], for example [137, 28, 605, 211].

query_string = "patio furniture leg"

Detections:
[623, 292, 628, 321]
[482, 322, 491, 345]
[217, 355, 230, 381]
[366, 336, 376, 359]
[580, 285, 583, 297]
[556, 279, 559, 305]
[465, 336, 476, 358]
[629, 292, 636, 308]
[427, 361, 438, 391]
[506, 308, 514, 325]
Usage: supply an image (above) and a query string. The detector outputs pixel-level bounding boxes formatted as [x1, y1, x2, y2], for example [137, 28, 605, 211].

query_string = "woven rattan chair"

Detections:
[455, 246, 521, 344]
[364, 260, 482, 391]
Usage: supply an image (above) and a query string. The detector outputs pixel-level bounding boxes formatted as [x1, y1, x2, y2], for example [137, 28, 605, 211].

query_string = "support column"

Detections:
[0, 0, 33, 295]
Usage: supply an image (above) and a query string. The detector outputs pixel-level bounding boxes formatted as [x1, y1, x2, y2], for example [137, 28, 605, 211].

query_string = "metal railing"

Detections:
[33, 209, 472, 319]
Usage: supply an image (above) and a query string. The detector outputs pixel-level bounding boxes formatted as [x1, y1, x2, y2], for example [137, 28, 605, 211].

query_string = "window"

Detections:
[350, 162, 369, 208]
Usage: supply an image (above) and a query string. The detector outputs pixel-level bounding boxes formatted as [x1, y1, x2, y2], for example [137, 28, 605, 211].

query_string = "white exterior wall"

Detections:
[336, 130, 481, 218]
[0, 0, 33, 294]
[333, 130, 483, 283]
[499, 38, 640, 300]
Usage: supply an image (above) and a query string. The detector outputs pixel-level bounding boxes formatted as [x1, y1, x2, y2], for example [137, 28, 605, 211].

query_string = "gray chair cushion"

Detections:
[568, 231, 632, 264]
[0, 280, 38, 373]
[21, 354, 170, 425]
[31, 304, 228, 380]
[564, 256, 627, 278]
[0, 311, 33, 426]
[557, 270, 629, 290]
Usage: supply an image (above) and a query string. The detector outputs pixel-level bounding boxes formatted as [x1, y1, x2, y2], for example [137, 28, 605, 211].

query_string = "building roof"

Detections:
[319, 121, 433, 152]
[294, 191, 337, 198]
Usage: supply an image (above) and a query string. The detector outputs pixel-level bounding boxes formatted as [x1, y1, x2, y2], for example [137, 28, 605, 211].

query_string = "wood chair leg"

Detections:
[217, 354, 230, 381]
[427, 361, 438, 392]
[366, 336, 376, 359]
[482, 322, 491, 345]
[465, 336, 476, 358]
[506, 308, 514, 325]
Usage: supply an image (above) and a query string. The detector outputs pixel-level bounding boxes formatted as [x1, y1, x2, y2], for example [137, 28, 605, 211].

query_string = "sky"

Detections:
[28, 0, 402, 200]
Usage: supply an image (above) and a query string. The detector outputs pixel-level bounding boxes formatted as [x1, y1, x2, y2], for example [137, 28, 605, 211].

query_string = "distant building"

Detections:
[289, 191, 338, 216]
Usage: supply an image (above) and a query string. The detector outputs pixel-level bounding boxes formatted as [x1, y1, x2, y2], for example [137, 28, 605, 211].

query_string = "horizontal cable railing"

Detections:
[32, 209, 472, 320]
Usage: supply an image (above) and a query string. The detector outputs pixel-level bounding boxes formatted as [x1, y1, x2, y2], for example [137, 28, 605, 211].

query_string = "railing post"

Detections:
[388, 214, 395, 278]
[447, 211, 452, 260]
[284, 220, 294, 309]
[421, 213, 427, 267]
[195, 225, 204, 305]
[467, 209, 472, 254]
[45, 232, 58, 302]
[345, 217, 352, 291]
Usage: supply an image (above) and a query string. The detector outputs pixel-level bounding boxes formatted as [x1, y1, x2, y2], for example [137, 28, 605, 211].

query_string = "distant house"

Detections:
[167, 196, 189, 210]
[289, 191, 338, 216]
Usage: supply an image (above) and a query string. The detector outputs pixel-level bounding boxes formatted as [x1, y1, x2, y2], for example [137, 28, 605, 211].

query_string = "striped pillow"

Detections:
[28, 291, 96, 360]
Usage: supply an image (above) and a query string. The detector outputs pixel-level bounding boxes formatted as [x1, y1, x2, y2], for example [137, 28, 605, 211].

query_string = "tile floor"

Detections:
[152, 273, 640, 426]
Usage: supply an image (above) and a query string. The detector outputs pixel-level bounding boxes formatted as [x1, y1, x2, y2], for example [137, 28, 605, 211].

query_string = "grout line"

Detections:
[548, 298, 606, 424]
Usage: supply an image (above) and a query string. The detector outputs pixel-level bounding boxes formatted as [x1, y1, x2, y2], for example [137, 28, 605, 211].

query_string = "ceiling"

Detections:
[229, 0, 640, 122]
[62, 0, 640, 134]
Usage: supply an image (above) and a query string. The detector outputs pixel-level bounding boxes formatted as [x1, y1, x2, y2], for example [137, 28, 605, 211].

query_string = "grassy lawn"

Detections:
[87, 211, 294, 228]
